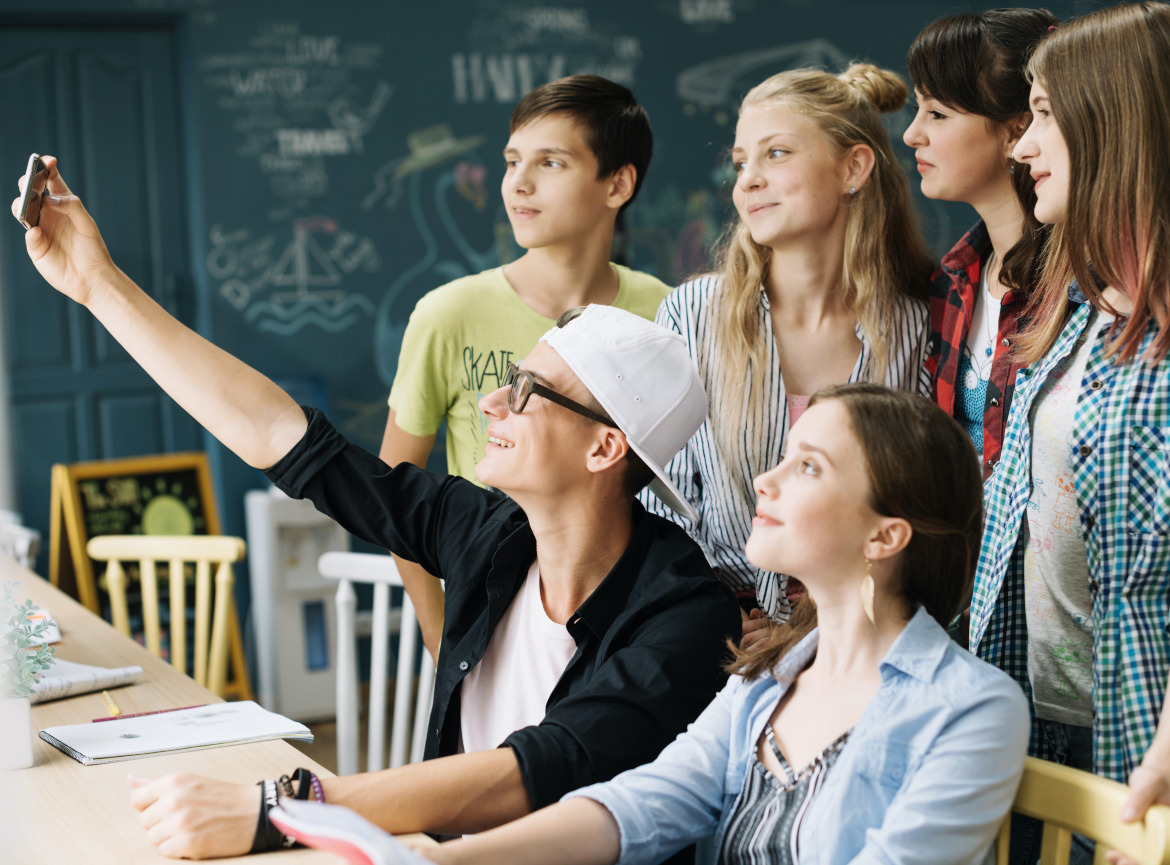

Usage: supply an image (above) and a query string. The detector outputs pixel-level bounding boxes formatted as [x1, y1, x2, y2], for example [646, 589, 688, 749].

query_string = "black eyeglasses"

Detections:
[504, 363, 615, 426]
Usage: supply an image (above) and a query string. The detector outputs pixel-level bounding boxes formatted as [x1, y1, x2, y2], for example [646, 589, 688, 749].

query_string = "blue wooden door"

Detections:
[0, 22, 200, 572]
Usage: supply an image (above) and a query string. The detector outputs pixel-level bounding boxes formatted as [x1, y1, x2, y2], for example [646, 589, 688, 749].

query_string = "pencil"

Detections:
[101, 689, 121, 717]
[92, 704, 205, 723]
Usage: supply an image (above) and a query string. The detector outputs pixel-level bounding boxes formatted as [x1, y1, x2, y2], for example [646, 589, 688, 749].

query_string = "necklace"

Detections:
[963, 254, 999, 391]
[980, 252, 999, 359]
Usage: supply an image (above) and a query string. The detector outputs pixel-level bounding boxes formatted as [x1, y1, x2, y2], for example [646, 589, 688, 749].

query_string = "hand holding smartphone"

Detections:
[16, 153, 50, 229]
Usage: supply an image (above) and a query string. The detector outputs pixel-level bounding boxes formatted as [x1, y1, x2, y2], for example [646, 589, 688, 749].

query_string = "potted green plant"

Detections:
[1, 581, 55, 769]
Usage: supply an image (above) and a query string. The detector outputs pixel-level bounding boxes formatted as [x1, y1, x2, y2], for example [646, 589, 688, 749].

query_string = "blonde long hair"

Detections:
[1018, 2, 1170, 365]
[710, 64, 933, 476]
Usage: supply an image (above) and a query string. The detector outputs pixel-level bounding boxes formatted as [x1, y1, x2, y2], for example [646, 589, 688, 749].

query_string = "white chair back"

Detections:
[317, 551, 436, 775]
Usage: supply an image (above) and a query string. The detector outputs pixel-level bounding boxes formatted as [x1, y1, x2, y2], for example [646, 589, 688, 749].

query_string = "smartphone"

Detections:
[16, 154, 49, 230]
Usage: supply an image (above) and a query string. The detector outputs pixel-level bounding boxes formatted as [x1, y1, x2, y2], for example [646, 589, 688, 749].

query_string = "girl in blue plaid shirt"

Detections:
[973, 5, 1170, 864]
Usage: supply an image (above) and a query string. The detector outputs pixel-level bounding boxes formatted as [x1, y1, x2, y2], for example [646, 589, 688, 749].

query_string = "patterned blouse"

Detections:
[720, 726, 852, 864]
[640, 276, 931, 622]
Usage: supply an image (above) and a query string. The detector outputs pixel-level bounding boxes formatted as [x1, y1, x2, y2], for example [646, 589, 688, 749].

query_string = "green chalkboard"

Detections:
[49, 453, 220, 614]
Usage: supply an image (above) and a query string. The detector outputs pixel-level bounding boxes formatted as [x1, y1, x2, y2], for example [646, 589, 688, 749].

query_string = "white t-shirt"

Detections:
[459, 560, 580, 754]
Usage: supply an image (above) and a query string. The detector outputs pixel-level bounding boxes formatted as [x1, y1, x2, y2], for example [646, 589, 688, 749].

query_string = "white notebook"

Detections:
[39, 700, 313, 765]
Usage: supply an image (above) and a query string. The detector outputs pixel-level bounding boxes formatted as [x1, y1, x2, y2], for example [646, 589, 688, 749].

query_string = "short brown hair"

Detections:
[510, 74, 652, 212]
[728, 384, 983, 680]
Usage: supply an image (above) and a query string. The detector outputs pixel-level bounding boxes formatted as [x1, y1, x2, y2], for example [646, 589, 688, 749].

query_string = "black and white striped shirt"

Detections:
[719, 726, 851, 865]
[639, 276, 931, 621]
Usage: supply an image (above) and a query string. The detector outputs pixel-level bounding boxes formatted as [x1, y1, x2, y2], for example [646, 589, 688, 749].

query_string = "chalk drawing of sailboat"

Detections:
[246, 217, 374, 335]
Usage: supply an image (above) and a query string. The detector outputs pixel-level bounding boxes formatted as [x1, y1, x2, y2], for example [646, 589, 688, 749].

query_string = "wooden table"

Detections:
[2, 555, 339, 863]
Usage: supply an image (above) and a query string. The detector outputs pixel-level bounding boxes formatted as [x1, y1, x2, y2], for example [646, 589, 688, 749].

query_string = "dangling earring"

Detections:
[860, 558, 875, 625]
[1009, 163, 1016, 175]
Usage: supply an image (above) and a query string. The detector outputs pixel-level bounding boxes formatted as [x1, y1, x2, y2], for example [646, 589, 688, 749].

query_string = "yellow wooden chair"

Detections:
[85, 534, 249, 699]
[997, 757, 1170, 865]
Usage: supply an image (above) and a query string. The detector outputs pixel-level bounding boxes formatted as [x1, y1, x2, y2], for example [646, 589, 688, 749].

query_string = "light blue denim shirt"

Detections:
[567, 607, 1030, 865]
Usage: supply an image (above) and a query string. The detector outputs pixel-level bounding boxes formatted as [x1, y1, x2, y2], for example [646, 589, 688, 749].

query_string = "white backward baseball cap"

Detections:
[540, 304, 708, 522]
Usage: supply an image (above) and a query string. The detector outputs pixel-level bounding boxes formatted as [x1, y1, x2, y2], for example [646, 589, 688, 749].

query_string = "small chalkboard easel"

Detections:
[49, 452, 252, 701]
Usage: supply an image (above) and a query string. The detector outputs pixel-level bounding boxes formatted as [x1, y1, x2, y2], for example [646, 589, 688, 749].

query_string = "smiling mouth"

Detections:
[747, 203, 776, 216]
[488, 435, 515, 449]
[753, 507, 781, 526]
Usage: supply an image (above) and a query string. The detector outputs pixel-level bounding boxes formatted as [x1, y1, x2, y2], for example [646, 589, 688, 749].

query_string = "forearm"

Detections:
[379, 414, 445, 658]
[426, 798, 621, 865]
[395, 556, 446, 661]
[85, 267, 305, 468]
[322, 747, 532, 835]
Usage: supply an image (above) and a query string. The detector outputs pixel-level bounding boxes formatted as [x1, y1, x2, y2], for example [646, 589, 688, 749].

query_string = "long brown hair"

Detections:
[1018, 2, 1170, 365]
[709, 64, 934, 481]
[907, 7, 1057, 295]
[728, 384, 982, 680]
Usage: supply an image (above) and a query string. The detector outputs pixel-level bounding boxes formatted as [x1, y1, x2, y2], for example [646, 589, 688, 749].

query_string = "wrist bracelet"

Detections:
[250, 779, 298, 852]
[293, 767, 326, 803]
[250, 780, 276, 854]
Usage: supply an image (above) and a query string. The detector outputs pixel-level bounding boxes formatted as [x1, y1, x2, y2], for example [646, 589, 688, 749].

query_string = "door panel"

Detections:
[0, 23, 200, 572]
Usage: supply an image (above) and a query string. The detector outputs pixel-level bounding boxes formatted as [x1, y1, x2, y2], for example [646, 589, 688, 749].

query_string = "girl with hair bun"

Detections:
[641, 63, 934, 639]
[283, 384, 1029, 865]
[972, 4, 1170, 864]
[905, 8, 1058, 477]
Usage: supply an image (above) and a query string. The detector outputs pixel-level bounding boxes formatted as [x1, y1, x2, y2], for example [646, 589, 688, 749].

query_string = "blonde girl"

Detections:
[641, 64, 934, 630]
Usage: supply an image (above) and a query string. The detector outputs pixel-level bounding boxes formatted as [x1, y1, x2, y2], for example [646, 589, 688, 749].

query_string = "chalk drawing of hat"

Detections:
[393, 124, 485, 180]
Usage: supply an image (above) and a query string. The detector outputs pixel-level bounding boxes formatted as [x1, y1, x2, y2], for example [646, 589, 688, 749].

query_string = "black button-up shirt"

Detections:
[265, 408, 741, 809]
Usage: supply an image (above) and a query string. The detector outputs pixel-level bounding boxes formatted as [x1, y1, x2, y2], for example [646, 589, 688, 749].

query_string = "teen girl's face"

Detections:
[746, 400, 881, 587]
[731, 104, 857, 251]
[902, 89, 1016, 208]
[1013, 80, 1070, 224]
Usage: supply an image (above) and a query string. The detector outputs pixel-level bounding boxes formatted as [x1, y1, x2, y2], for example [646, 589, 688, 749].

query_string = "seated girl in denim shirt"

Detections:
[297, 384, 1030, 865]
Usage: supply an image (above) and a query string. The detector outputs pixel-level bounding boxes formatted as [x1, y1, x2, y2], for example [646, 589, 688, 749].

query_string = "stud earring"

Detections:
[860, 558, 875, 625]
[849, 186, 857, 196]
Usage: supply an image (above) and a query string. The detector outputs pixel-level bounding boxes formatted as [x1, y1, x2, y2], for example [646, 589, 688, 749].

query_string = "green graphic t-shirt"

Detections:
[388, 265, 669, 485]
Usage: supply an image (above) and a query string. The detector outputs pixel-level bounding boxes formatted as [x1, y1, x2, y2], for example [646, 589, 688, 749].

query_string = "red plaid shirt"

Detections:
[925, 221, 1029, 479]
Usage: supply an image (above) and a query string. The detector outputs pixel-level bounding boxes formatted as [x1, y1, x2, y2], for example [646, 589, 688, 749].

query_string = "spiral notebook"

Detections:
[39, 700, 312, 765]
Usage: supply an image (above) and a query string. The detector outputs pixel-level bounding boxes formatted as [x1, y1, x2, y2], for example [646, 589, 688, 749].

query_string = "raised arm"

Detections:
[12, 157, 306, 468]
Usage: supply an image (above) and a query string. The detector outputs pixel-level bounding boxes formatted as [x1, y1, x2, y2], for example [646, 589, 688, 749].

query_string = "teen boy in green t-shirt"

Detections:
[380, 75, 669, 657]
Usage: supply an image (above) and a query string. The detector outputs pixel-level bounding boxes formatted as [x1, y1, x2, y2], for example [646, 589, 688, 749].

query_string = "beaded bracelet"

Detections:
[292, 767, 326, 803]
